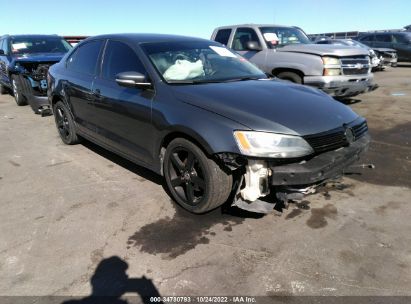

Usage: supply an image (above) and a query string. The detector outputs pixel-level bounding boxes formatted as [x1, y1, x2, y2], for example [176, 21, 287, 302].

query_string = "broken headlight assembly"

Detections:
[233, 131, 313, 158]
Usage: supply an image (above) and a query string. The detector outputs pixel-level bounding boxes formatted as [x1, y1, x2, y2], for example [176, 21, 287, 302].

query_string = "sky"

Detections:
[1, 0, 410, 38]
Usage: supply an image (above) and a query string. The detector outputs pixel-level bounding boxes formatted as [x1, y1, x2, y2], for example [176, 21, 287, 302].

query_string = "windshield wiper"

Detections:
[167, 77, 264, 85]
[224, 76, 264, 82]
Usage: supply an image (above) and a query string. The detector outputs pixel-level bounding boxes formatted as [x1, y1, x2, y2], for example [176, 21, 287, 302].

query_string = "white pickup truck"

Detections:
[211, 24, 378, 98]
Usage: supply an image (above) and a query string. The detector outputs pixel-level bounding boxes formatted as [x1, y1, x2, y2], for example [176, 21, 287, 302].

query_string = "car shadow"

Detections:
[81, 140, 163, 186]
[61, 256, 163, 304]
[335, 97, 362, 105]
[396, 63, 411, 68]
[80, 138, 263, 220]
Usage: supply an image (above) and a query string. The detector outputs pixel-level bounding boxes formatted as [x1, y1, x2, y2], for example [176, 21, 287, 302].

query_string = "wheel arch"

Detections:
[272, 67, 305, 80]
[157, 128, 215, 175]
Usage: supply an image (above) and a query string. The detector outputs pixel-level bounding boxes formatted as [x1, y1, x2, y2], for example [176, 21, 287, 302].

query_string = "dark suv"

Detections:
[357, 32, 411, 62]
[48, 34, 370, 214]
[0, 35, 72, 114]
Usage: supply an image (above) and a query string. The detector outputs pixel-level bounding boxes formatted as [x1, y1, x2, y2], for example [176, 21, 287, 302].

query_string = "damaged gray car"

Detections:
[48, 34, 370, 214]
[0, 35, 72, 114]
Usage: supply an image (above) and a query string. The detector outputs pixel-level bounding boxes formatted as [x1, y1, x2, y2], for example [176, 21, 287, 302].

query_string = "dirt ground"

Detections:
[0, 65, 410, 302]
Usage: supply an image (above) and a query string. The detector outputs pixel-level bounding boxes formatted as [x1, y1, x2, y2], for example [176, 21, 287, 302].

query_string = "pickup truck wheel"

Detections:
[276, 72, 303, 84]
[12, 76, 27, 106]
[53, 101, 80, 145]
[164, 138, 232, 214]
[0, 84, 8, 95]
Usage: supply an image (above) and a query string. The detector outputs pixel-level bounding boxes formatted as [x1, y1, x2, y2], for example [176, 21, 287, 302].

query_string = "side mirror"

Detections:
[115, 71, 152, 89]
[0, 50, 5, 55]
[246, 41, 262, 51]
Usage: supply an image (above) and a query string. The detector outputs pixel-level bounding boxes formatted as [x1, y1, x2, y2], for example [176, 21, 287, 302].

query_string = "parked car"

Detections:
[211, 24, 377, 98]
[48, 34, 370, 214]
[315, 38, 398, 70]
[357, 32, 411, 63]
[0, 34, 72, 114]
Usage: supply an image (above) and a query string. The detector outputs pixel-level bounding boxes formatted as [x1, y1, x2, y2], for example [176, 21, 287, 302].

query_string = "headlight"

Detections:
[322, 56, 341, 65]
[234, 131, 314, 158]
[323, 68, 341, 76]
[322, 57, 341, 76]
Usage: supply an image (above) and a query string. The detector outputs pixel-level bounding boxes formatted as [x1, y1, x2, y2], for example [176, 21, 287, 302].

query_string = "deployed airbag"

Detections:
[163, 59, 204, 81]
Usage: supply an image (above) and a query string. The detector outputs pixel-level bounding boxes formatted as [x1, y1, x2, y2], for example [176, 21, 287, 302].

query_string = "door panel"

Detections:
[91, 78, 155, 164]
[64, 39, 104, 136]
[64, 73, 97, 135]
[91, 39, 155, 164]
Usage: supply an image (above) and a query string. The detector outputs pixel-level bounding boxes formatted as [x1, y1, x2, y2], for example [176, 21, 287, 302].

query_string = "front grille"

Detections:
[304, 121, 368, 154]
[341, 56, 370, 76]
[352, 120, 368, 139]
[343, 68, 369, 75]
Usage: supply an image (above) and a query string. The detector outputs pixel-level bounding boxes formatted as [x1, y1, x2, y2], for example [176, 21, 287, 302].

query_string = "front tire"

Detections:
[53, 101, 80, 145]
[164, 138, 232, 214]
[276, 71, 303, 84]
[11, 76, 27, 106]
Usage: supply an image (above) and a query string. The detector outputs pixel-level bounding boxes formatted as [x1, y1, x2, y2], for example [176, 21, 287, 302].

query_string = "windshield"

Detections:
[341, 40, 369, 49]
[260, 27, 311, 48]
[10, 36, 72, 55]
[141, 41, 266, 84]
[397, 33, 411, 43]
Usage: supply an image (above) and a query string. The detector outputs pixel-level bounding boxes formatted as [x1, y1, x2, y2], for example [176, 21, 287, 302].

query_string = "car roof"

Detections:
[360, 32, 408, 36]
[85, 33, 212, 44]
[214, 24, 294, 30]
[3, 34, 61, 39]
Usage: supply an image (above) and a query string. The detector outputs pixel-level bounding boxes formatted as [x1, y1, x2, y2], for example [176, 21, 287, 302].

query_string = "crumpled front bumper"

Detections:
[269, 134, 371, 186]
[304, 75, 378, 98]
[15, 74, 50, 115]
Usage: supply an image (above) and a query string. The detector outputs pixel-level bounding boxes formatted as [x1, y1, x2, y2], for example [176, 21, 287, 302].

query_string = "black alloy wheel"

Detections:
[53, 101, 80, 145]
[164, 138, 232, 214]
[167, 147, 207, 206]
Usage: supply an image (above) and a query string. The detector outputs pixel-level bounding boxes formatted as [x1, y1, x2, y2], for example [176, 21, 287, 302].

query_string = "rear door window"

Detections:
[102, 40, 147, 80]
[359, 35, 373, 42]
[214, 29, 232, 46]
[375, 34, 392, 43]
[66, 40, 103, 76]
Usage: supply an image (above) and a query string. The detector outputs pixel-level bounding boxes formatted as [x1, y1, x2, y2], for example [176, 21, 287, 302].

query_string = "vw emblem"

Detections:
[345, 128, 355, 144]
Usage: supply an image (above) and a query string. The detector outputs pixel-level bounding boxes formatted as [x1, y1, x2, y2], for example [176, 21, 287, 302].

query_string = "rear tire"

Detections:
[276, 71, 303, 84]
[11, 76, 27, 106]
[164, 138, 232, 214]
[53, 101, 80, 145]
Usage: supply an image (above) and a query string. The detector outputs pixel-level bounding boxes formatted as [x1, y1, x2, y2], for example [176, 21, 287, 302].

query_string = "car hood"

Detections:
[373, 48, 397, 53]
[171, 80, 359, 136]
[12, 52, 65, 63]
[277, 44, 369, 57]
